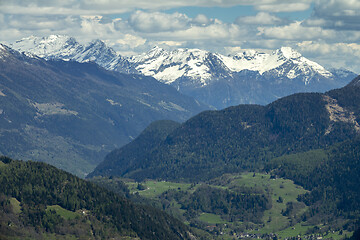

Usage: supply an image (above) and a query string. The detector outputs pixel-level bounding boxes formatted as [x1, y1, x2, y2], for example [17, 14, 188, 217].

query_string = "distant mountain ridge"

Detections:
[89, 75, 360, 181]
[0, 44, 208, 176]
[12, 35, 357, 109]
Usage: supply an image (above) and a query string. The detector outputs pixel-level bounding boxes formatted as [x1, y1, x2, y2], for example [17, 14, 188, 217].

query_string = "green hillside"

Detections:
[90, 76, 360, 181]
[268, 137, 360, 221]
[0, 156, 194, 240]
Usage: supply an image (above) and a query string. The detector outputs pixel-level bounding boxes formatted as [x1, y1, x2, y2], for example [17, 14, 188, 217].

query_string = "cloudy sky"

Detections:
[1, 0, 360, 73]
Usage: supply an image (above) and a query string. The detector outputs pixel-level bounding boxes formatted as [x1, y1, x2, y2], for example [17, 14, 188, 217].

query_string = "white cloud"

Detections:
[296, 41, 360, 73]
[236, 12, 288, 25]
[192, 14, 211, 26]
[255, 2, 311, 12]
[145, 22, 245, 42]
[1, 0, 360, 74]
[1, 0, 315, 15]
[259, 21, 336, 40]
[128, 11, 190, 33]
[116, 34, 146, 48]
[306, 0, 360, 30]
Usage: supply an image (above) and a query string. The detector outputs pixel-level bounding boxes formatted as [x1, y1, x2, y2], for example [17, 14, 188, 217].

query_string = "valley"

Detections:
[1, 35, 359, 239]
[2, 1, 360, 239]
[92, 172, 352, 239]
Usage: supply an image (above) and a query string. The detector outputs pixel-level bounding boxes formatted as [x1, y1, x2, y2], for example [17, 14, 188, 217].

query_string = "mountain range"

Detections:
[87, 75, 360, 238]
[0, 44, 208, 176]
[11, 35, 357, 109]
[89, 75, 360, 181]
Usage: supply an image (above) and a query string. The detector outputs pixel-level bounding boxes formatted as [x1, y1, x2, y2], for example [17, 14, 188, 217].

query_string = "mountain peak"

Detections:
[89, 39, 106, 47]
[147, 46, 167, 57]
[277, 47, 302, 59]
[0, 44, 9, 60]
[11, 34, 81, 60]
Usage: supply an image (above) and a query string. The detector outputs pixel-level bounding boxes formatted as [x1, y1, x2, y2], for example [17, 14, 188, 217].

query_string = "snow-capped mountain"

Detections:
[126, 47, 232, 86]
[125, 46, 335, 87]
[11, 35, 357, 109]
[0, 43, 209, 176]
[11, 35, 122, 67]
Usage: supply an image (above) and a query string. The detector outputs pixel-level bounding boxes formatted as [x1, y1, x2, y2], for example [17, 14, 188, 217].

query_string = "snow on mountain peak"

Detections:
[278, 47, 302, 59]
[146, 46, 167, 58]
[10, 35, 336, 88]
[11, 35, 121, 67]
[11, 35, 82, 60]
[129, 47, 216, 85]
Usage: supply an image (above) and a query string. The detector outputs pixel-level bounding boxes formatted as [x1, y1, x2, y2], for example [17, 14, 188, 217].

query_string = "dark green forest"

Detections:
[0, 156, 193, 240]
[160, 185, 271, 223]
[267, 137, 360, 223]
[90, 84, 360, 182]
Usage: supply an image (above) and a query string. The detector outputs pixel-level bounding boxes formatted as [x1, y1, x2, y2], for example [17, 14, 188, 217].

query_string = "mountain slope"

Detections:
[89, 76, 360, 181]
[0, 156, 194, 240]
[12, 35, 357, 109]
[87, 120, 181, 178]
[266, 136, 360, 222]
[0, 44, 208, 176]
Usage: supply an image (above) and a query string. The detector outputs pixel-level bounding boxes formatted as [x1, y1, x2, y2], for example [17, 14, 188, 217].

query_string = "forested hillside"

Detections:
[0, 156, 194, 240]
[267, 137, 360, 221]
[0, 44, 208, 176]
[90, 75, 360, 181]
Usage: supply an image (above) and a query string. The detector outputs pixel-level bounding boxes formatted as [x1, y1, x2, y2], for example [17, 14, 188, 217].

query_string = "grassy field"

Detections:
[198, 213, 227, 224]
[233, 172, 308, 233]
[46, 205, 80, 220]
[127, 180, 192, 198]
[10, 197, 21, 214]
[123, 173, 351, 239]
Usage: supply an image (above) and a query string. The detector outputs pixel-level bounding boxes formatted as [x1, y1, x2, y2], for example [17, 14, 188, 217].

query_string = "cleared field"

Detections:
[127, 180, 192, 198]
[123, 173, 351, 239]
[10, 197, 21, 214]
[46, 205, 80, 220]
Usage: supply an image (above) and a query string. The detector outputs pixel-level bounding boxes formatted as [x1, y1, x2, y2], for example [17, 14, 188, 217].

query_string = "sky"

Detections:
[0, 0, 360, 73]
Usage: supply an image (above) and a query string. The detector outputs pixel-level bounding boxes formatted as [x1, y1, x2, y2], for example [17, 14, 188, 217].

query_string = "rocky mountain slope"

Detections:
[0, 44, 208, 176]
[12, 35, 357, 109]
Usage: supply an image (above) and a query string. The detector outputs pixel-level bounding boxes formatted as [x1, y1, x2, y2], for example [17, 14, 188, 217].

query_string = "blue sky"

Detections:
[1, 0, 360, 73]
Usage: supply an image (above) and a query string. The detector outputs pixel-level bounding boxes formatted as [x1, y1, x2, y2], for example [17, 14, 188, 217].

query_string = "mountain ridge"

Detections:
[89, 75, 360, 181]
[0, 156, 194, 240]
[0, 44, 208, 176]
[11, 35, 357, 109]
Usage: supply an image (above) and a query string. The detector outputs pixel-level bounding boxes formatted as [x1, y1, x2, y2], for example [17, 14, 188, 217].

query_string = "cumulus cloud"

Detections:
[128, 11, 190, 33]
[192, 14, 212, 26]
[146, 22, 245, 42]
[116, 34, 146, 48]
[1, 0, 360, 73]
[235, 12, 289, 26]
[1, 0, 314, 15]
[296, 40, 360, 73]
[305, 0, 360, 30]
[255, 2, 311, 12]
[258, 21, 336, 40]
